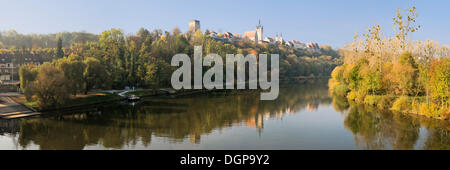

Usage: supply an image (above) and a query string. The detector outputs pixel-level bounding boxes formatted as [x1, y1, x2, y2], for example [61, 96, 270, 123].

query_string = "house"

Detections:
[242, 30, 257, 41]
[263, 37, 274, 43]
[307, 42, 321, 52]
[193, 20, 322, 51]
[0, 56, 15, 81]
[0, 52, 47, 82]
[223, 32, 233, 38]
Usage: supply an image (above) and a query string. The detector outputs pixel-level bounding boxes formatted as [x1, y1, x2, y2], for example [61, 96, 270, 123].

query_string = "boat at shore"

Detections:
[127, 95, 140, 102]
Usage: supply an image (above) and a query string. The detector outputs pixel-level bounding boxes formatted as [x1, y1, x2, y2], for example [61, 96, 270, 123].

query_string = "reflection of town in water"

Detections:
[0, 80, 448, 150]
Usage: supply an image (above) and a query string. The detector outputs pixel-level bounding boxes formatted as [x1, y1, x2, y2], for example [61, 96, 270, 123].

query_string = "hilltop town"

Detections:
[189, 20, 321, 52]
[0, 20, 335, 84]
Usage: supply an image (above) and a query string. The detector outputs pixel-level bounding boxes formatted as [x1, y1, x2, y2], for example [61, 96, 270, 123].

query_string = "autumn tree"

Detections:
[33, 63, 71, 108]
[393, 6, 420, 51]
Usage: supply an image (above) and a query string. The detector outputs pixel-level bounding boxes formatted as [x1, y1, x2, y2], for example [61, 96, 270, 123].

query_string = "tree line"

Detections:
[0, 30, 98, 49]
[14, 27, 340, 109]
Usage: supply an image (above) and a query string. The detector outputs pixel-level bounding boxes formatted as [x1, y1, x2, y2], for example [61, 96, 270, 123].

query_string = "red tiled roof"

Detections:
[242, 31, 256, 38]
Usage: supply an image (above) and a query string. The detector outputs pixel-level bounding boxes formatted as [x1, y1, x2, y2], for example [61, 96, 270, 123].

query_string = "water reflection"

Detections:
[332, 94, 450, 150]
[0, 79, 449, 150]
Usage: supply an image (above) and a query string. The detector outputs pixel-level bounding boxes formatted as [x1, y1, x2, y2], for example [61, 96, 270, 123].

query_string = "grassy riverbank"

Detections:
[342, 92, 449, 119]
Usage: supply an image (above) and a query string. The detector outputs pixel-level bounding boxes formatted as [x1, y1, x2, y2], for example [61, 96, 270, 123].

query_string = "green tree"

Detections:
[144, 59, 172, 89]
[19, 65, 38, 100]
[83, 57, 108, 94]
[55, 54, 86, 95]
[99, 28, 126, 88]
[56, 37, 64, 58]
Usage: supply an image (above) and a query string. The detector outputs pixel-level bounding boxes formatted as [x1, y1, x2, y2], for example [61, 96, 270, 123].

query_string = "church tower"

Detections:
[279, 33, 284, 44]
[189, 20, 200, 33]
[256, 20, 263, 43]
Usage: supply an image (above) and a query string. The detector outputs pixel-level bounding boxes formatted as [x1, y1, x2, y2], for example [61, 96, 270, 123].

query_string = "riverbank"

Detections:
[328, 55, 449, 120]
[11, 92, 124, 112]
[12, 88, 217, 112]
[13, 78, 331, 112]
[331, 85, 449, 120]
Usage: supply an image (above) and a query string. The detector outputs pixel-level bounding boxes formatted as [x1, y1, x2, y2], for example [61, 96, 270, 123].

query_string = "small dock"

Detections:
[0, 96, 41, 119]
[159, 88, 176, 94]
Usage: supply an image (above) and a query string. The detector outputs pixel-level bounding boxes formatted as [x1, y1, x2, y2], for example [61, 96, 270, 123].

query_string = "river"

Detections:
[0, 80, 448, 150]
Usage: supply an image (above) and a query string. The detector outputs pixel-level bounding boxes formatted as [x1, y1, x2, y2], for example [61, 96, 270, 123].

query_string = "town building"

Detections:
[0, 53, 47, 82]
[188, 20, 201, 33]
[197, 19, 322, 52]
[274, 33, 285, 44]
[0, 58, 14, 81]
[242, 20, 264, 43]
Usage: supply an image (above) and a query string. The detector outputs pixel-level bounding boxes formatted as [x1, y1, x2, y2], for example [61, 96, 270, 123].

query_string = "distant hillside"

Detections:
[0, 30, 98, 49]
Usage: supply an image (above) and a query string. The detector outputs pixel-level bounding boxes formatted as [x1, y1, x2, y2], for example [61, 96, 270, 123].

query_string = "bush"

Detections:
[331, 65, 345, 82]
[391, 96, 411, 112]
[418, 103, 432, 116]
[333, 84, 349, 97]
[377, 95, 394, 109]
[355, 90, 367, 104]
[347, 91, 358, 102]
[364, 95, 381, 106]
[418, 103, 447, 118]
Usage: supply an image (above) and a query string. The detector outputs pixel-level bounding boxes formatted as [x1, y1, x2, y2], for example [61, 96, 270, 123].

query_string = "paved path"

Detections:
[0, 94, 40, 119]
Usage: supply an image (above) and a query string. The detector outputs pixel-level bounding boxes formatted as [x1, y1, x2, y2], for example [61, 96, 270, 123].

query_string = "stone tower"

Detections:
[189, 20, 200, 33]
[256, 20, 263, 43]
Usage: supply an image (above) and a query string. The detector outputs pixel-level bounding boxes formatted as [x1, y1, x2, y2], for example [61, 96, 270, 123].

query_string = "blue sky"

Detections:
[0, 0, 449, 48]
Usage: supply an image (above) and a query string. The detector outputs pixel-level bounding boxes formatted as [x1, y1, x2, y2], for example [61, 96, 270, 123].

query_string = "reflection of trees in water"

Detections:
[0, 119, 21, 135]
[0, 119, 21, 149]
[334, 95, 450, 150]
[331, 95, 349, 113]
[17, 80, 331, 149]
[423, 128, 450, 150]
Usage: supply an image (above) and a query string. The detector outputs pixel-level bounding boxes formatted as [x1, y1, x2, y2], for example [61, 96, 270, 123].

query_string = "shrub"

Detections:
[418, 102, 447, 118]
[418, 103, 433, 116]
[364, 95, 381, 106]
[331, 65, 345, 82]
[333, 84, 349, 97]
[391, 96, 411, 112]
[347, 91, 358, 102]
[355, 90, 367, 104]
[377, 95, 394, 109]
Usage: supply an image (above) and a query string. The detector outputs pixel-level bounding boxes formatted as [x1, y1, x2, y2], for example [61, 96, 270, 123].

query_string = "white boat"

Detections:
[127, 94, 140, 102]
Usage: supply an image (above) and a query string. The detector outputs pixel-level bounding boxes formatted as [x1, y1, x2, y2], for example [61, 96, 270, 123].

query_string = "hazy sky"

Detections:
[1, 0, 449, 48]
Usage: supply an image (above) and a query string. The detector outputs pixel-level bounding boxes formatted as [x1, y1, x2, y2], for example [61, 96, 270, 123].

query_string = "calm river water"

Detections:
[0, 80, 449, 150]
